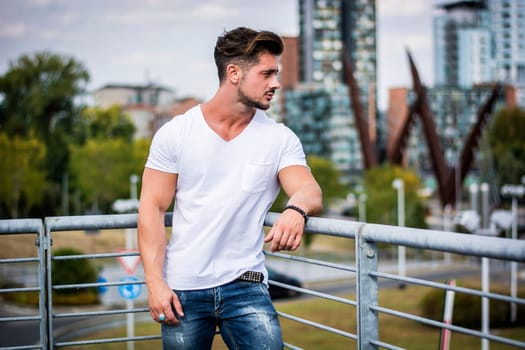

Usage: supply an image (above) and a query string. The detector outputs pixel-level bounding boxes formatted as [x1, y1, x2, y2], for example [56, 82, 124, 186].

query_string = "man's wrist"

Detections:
[284, 205, 308, 223]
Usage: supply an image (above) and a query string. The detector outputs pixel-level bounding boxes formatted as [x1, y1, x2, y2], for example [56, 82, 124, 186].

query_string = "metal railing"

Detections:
[1, 213, 524, 349]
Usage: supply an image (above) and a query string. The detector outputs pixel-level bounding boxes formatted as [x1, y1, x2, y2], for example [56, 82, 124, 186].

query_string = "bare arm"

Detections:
[137, 167, 183, 324]
[264, 165, 323, 252]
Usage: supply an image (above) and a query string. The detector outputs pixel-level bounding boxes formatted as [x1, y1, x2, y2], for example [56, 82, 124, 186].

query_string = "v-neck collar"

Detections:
[198, 105, 257, 143]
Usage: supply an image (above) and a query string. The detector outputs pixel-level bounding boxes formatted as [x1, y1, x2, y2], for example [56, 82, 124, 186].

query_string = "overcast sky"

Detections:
[0, 0, 435, 111]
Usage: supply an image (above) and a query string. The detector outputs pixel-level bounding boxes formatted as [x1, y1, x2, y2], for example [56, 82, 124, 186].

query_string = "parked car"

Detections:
[266, 266, 302, 299]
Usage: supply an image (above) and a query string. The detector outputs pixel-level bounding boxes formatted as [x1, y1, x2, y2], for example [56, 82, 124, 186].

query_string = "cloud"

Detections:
[0, 22, 29, 38]
[58, 12, 79, 26]
[105, 2, 237, 25]
[27, 0, 53, 7]
[190, 3, 238, 19]
[403, 34, 432, 51]
[378, 0, 429, 17]
[113, 52, 178, 66]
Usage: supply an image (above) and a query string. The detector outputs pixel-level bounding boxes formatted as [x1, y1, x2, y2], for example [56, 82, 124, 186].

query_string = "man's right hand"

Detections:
[147, 281, 184, 325]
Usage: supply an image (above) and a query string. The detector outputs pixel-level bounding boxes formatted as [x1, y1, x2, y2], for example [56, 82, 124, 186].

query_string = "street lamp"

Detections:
[130, 174, 139, 200]
[392, 178, 406, 284]
[358, 193, 367, 222]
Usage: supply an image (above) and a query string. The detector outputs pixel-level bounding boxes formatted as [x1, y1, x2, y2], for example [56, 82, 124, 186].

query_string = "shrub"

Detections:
[421, 283, 525, 328]
[51, 247, 99, 301]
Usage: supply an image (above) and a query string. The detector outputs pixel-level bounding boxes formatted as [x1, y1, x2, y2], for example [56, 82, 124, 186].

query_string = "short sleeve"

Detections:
[145, 121, 180, 174]
[278, 126, 308, 172]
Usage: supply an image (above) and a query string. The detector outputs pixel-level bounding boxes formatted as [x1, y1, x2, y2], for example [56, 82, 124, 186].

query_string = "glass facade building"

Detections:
[285, 0, 376, 179]
[433, 0, 525, 105]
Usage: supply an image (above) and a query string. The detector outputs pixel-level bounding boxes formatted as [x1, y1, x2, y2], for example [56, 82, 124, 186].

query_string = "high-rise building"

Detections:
[433, 0, 490, 87]
[488, 0, 525, 105]
[433, 0, 525, 104]
[284, 0, 377, 179]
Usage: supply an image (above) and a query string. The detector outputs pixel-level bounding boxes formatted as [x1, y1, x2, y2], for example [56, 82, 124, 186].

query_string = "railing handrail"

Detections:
[1, 213, 524, 350]
[266, 212, 525, 261]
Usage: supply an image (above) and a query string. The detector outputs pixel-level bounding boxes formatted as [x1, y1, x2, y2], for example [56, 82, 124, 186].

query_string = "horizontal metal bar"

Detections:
[55, 307, 149, 319]
[266, 251, 357, 273]
[369, 339, 406, 350]
[0, 315, 41, 322]
[0, 219, 42, 234]
[0, 345, 43, 350]
[55, 335, 161, 347]
[278, 311, 357, 341]
[372, 270, 525, 305]
[283, 342, 304, 350]
[51, 250, 138, 261]
[0, 286, 40, 294]
[45, 213, 173, 232]
[53, 278, 144, 291]
[362, 224, 525, 262]
[269, 280, 357, 307]
[373, 305, 525, 348]
[265, 213, 360, 239]
[0, 258, 39, 264]
[45, 214, 138, 231]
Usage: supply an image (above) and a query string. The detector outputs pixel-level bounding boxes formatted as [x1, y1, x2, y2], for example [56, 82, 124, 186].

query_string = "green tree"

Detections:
[0, 52, 89, 141]
[0, 133, 47, 218]
[364, 163, 427, 228]
[73, 105, 136, 144]
[0, 52, 90, 216]
[487, 107, 525, 186]
[68, 107, 148, 213]
[69, 138, 138, 213]
[271, 155, 347, 213]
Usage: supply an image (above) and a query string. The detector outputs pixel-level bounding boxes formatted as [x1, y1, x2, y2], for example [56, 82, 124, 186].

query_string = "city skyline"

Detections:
[0, 0, 434, 110]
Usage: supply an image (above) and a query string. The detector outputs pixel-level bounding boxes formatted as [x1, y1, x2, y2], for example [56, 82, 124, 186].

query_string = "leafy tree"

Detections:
[0, 51, 89, 141]
[72, 106, 136, 144]
[0, 52, 90, 215]
[364, 163, 427, 228]
[271, 155, 347, 213]
[67, 106, 149, 213]
[487, 107, 525, 186]
[69, 138, 138, 213]
[0, 133, 46, 218]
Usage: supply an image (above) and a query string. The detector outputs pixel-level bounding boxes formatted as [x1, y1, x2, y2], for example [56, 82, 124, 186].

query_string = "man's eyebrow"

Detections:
[261, 68, 279, 74]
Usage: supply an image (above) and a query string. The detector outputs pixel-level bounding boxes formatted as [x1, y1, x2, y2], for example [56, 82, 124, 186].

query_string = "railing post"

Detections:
[37, 219, 50, 350]
[356, 224, 378, 350]
[44, 218, 54, 350]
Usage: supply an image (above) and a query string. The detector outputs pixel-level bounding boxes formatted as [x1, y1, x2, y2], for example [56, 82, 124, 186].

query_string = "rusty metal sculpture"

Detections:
[342, 44, 378, 169]
[343, 47, 502, 208]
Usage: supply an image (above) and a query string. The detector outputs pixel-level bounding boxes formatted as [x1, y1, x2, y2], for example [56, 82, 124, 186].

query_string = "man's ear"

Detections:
[226, 64, 241, 84]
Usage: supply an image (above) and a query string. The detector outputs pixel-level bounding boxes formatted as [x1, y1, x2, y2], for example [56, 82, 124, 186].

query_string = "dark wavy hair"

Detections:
[214, 27, 283, 83]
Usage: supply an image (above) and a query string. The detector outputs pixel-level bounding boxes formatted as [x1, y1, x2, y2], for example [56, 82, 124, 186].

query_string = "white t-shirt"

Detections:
[145, 105, 307, 290]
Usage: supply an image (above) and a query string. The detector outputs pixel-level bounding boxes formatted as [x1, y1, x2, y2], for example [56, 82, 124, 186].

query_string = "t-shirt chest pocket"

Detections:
[241, 162, 272, 193]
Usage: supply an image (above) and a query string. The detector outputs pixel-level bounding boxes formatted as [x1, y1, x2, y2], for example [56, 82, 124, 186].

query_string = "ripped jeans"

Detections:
[161, 280, 283, 350]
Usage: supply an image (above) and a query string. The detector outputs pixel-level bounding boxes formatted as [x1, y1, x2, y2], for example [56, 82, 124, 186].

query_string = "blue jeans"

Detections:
[161, 280, 283, 349]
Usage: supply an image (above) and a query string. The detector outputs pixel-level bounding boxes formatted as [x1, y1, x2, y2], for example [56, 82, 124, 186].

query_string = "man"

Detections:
[138, 27, 323, 349]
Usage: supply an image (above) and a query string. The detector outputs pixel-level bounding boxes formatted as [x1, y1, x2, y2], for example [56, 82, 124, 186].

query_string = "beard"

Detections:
[237, 85, 272, 110]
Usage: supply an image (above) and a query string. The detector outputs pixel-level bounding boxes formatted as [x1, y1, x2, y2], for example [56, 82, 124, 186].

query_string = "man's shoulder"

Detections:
[159, 105, 200, 130]
[172, 105, 200, 123]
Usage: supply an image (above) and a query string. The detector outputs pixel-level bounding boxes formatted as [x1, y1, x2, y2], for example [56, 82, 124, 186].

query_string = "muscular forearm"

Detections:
[138, 209, 167, 286]
[286, 182, 323, 216]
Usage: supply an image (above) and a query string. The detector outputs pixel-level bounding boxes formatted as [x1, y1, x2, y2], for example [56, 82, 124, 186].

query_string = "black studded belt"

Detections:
[237, 271, 264, 283]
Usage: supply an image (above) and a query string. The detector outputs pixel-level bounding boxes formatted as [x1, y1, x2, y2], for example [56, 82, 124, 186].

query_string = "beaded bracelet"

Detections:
[284, 205, 308, 223]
